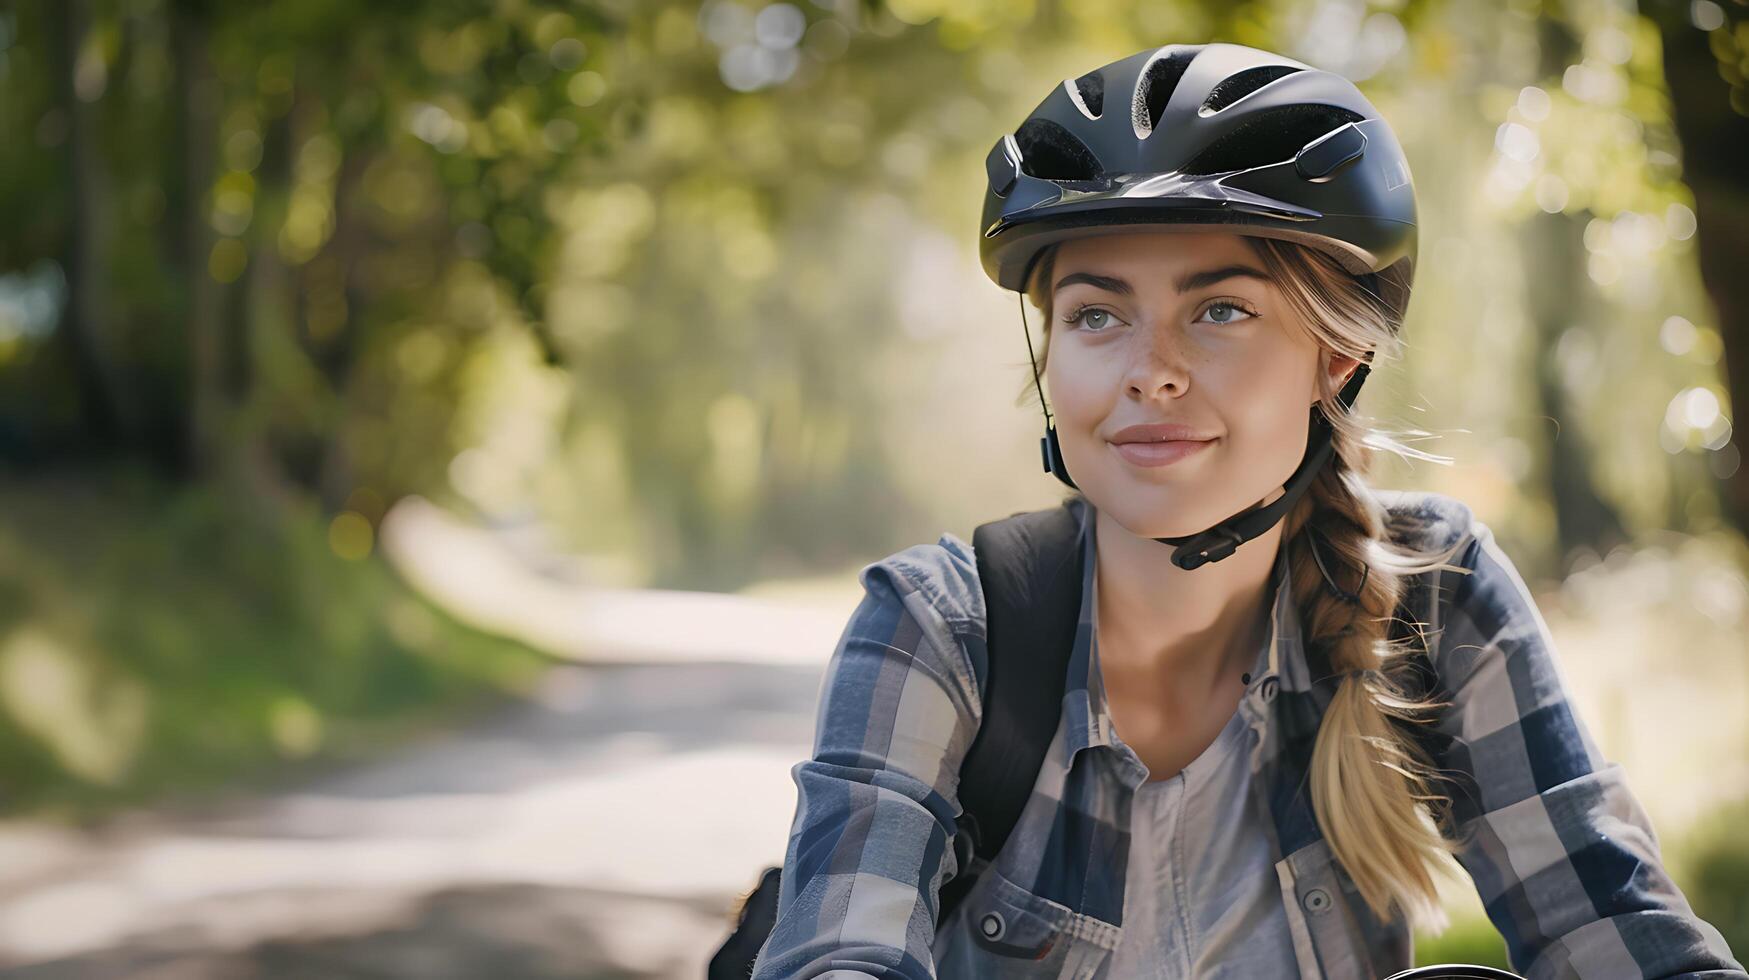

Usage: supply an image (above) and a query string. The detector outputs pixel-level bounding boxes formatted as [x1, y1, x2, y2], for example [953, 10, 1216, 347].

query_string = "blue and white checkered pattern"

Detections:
[750, 490, 1743, 979]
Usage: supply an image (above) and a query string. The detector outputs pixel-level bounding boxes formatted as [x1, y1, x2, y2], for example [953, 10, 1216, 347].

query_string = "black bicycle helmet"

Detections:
[980, 42, 1419, 570]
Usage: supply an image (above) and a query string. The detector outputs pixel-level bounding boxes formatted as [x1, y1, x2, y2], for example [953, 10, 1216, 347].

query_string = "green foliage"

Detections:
[0, 468, 548, 818]
[6, 0, 1737, 589]
[1415, 915, 1511, 969]
[1673, 795, 1749, 959]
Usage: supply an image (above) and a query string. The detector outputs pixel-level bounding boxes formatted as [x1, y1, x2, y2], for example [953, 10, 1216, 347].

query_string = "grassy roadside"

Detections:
[0, 469, 553, 821]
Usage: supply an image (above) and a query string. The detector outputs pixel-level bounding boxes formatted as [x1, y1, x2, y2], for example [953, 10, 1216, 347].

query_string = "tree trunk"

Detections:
[1652, 1, 1749, 537]
[1523, 209, 1629, 561]
[172, 0, 224, 475]
[56, 0, 135, 444]
[1520, 17, 1629, 564]
[239, 84, 307, 510]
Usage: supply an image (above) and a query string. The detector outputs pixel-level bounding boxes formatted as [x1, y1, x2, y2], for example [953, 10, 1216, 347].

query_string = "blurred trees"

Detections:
[3, 0, 1742, 589]
[9, 0, 607, 501]
[1523, 13, 1630, 561]
[1649, 0, 1749, 533]
[0, 0, 1744, 806]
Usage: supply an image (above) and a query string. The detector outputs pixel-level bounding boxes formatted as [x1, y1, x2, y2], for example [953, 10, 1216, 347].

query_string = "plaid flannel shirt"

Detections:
[750, 489, 1743, 979]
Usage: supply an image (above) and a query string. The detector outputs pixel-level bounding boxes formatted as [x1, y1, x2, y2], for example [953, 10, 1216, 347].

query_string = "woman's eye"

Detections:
[1065, 306, 1119, 331]
[1197, 301, 1257, 325]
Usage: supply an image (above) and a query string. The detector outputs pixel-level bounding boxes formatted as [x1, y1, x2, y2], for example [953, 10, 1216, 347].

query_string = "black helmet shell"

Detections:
[980, 43, 1417, 323]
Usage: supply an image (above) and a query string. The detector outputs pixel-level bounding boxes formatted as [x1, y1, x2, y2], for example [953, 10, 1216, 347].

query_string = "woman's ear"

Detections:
[1321, 353, 1362, 402]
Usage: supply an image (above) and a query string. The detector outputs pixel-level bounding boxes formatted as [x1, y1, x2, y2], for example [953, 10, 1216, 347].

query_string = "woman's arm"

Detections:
[1429, 515, 1744, 979]
[750, 536, 986, 980]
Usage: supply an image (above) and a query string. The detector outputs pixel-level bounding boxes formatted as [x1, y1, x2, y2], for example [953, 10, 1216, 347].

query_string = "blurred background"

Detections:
[0, 0, 1746, 976]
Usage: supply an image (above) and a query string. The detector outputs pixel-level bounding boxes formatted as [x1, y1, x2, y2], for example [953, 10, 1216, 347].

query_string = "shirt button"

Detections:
[1302, 887, 1332, 914]
[1258, 676, 1279, 703]
[979, 911, 1006, 940]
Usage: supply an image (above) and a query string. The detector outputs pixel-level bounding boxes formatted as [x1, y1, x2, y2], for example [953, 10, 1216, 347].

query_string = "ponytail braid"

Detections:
[1282, 462, 1464, 931]
[1249, 235, 1475, 932]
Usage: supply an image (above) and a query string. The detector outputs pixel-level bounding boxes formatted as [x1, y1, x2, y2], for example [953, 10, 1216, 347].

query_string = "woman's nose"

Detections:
[1123, 329, 1193, 398]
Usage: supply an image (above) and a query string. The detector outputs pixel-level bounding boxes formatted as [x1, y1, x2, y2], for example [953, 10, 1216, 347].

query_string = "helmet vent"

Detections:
[1180, 105, 1365, 176]
[1132, 47, 1198, 138]
[1199, 65, 1303, 115]
[1014, 117, 1103, 181]
[1069, 71, 1104, 119]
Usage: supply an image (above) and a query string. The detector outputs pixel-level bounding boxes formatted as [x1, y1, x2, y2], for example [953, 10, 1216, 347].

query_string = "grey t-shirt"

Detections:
[1103, 705, 1301, 978]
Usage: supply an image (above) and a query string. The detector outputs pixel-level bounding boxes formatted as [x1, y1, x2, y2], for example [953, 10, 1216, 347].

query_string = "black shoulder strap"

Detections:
[712, 498, 1090, 973]
[937, 494, 1088, 920]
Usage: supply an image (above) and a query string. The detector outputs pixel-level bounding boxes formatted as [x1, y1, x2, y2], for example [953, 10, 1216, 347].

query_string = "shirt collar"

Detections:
[1058, 494, 1311, 762]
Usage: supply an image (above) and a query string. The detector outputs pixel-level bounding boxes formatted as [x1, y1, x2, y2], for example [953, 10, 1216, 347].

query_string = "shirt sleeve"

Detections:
[1429, 516, 1745, 979]
[750, 537, 986, 980]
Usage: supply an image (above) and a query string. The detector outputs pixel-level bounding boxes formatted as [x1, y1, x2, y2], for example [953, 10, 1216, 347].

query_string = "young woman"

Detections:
[750, 43, 1743, 979]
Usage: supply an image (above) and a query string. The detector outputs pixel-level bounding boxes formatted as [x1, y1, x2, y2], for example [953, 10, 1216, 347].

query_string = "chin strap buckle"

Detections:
[1173, 525, 1246, 570]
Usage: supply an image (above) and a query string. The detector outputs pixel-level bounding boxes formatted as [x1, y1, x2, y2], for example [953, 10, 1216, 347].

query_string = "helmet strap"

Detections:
[1018, 292, 1080, 490]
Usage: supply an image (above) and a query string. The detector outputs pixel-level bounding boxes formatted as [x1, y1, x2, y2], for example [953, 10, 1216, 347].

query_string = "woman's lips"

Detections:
[1109, 438, 1215, 467]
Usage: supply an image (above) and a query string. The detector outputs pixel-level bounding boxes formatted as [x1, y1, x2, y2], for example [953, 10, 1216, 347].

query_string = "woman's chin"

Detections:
[1089, 493, 1230, 542]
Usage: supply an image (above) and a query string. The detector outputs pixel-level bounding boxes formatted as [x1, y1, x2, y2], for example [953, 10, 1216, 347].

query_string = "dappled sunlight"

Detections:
[0, 627, 148, 789]
[380, 494, 858, 666]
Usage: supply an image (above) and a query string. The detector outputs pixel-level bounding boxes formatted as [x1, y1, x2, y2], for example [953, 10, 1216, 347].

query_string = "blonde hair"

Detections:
[1021, 235, 1471, 932]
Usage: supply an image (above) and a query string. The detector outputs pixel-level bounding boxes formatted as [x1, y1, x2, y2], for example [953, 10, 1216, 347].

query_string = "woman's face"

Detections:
[1044, 231, 1357, 539]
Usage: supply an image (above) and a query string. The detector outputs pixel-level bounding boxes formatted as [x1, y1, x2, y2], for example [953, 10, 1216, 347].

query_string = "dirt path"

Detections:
[0, 660, 826, 979]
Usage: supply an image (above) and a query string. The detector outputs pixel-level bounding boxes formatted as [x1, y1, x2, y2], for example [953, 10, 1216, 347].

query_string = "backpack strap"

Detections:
[937, 494, 1088, 922]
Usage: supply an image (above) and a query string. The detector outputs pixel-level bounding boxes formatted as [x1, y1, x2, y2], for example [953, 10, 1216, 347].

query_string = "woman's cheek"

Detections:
[1242, 400, 1312, 485]
[1047, 352, 1109, 426]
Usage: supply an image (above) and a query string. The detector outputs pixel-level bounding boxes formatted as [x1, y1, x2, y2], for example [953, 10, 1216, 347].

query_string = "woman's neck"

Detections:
[1093, 502, 1282, 697]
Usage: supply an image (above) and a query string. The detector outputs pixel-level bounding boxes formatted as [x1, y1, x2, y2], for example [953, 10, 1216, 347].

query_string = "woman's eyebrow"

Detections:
[1053, 264, 1273, 296]
[1053, 271, 1133, 296]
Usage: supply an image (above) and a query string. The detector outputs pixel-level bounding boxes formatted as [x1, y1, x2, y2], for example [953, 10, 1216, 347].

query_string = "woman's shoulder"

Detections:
[1372, 488, 1549, 667]
[858, 530, 985, 638]
[1373, 486, 1481, 559]
[1371, 487, 1515, 632]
